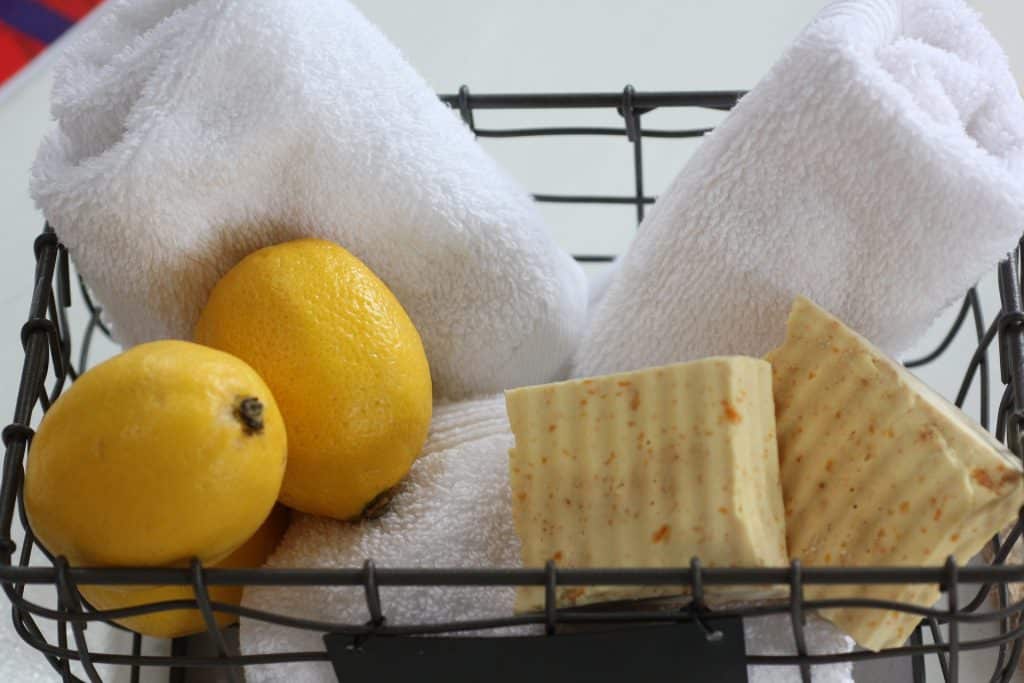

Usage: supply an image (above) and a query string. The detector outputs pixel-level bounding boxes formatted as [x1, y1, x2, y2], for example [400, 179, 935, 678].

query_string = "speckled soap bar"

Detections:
[505, 357, 788, 613]
[767, 297, 1024, 651]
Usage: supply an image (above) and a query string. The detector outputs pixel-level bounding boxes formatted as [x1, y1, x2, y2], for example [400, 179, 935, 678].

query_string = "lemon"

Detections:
[195, 239, 432, 520]
[25, 340, 287, 567]
[79, 505, 290, 638]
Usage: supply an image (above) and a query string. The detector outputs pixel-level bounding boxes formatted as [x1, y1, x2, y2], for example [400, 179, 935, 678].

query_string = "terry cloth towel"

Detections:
[30, 0, 587, 400]
[746, 615, 855, 683]
[574, 0, 1024, 378]
[239, 396, 522, 683]
[240, 397, 854, 683]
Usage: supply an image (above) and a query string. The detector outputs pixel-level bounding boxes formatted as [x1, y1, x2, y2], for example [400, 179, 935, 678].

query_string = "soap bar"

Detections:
[766, 297, 1024, 651]
[505, 357, 788, 613]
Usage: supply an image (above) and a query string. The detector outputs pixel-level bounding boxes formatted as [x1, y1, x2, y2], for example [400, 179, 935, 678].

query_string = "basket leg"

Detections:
[190, 559, 243, 683]
[130, 633, 141, 683]
[53, 557, 101, 683]
[169, 638, 188, 683]
[787, 561, 811, 683]
[910, 625, 927, 683]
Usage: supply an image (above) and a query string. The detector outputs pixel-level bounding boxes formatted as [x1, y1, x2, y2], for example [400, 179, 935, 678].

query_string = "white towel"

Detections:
[240, 397, 854, 682]
[574, 0, 1024, 378]
[746, 615, 855, 683]
[240, 396, 522, 683]
[30, 0, 587, 400]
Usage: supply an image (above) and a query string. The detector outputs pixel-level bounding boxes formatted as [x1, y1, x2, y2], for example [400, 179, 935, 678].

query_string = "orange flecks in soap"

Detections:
[933, 508, 943, 521]
[721, 400, 742, 424]
[562, 588, 586, 603]
[899, 501, 910, 513]
[548, 424, 557, 433]
[825, 459, 834, 473]
[506, 356, 788, 615]
[971, 468, 997, 491]
[970, 471, 995, 491]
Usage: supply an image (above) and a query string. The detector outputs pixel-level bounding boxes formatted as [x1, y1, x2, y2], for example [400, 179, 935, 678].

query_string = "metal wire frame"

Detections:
[0, 89, 1022, 683]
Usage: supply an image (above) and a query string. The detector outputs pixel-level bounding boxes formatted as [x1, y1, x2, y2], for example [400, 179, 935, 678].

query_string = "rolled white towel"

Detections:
[31, 0, 587, 400]
[575, 0, 1024, 378]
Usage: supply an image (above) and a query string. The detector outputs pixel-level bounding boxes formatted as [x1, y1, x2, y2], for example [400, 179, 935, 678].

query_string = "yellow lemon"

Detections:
[195, 239, 432, 520]
[25, 340, 287, 568]
[79, 505, 290, 638]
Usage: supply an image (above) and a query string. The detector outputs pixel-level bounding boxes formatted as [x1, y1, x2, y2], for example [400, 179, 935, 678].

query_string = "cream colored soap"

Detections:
[505, 357, 788, 613]
[767, 297, 1024, 651]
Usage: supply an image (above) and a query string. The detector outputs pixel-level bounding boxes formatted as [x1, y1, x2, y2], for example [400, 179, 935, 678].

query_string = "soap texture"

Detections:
[506, 357, 788, 612]
[767, 297, 1024, 651]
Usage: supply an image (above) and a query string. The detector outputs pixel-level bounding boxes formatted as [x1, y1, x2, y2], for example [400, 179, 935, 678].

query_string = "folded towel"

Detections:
[241, 397, 853, 682]
[239, 396, 521, 683]
[30, 0, 588, 400]
[746, 615, 855, 683]
[574, 0, 1024, 378]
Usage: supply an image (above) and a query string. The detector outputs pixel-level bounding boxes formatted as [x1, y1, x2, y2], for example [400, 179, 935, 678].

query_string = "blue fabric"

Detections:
[0, 0, 74, 45]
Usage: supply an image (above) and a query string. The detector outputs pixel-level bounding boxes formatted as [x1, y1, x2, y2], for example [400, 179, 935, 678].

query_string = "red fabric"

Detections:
[0, 22, 45, 84]
[33, 0, 103, 22]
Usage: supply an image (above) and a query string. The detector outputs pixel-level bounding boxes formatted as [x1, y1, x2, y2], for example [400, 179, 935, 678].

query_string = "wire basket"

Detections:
[3, 87, 1024, 683]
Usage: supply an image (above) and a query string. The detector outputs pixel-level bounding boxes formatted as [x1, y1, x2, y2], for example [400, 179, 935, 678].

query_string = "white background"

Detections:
[1, 1, 1023, 680]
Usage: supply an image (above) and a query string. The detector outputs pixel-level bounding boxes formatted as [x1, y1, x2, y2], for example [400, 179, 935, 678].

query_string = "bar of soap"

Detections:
[766, 297, 1024, 651]
[505, 357, 788, 613]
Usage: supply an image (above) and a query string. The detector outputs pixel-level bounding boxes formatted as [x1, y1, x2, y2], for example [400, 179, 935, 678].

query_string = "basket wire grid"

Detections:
[1, 87, 1024, 683]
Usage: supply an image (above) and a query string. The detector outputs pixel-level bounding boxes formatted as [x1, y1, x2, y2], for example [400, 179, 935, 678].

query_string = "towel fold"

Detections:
[30, 0, 587, 400]
[239, 396, 522, 683]
[240, 397, 854, 682]
[746, 615, 855, 683]
[574, 0, 1024, 378]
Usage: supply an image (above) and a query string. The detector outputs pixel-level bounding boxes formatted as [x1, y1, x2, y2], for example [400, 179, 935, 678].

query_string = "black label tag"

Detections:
[324, 619, 747, 682]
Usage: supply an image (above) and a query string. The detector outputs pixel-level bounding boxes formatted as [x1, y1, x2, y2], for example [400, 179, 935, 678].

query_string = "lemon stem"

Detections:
[360, 486, 397, 519]
[235, 397, 264, 435]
